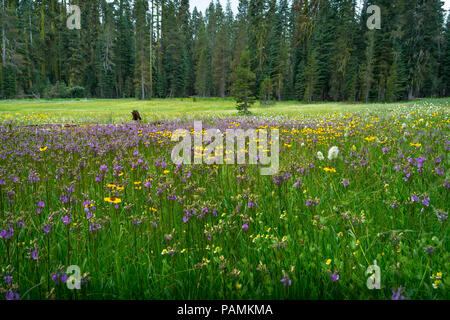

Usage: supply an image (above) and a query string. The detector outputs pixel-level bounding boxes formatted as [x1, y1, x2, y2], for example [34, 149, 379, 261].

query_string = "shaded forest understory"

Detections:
[1, 0, 450, 103]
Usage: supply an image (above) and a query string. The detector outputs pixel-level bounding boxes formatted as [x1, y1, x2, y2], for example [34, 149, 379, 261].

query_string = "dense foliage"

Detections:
[1, 0, 449, 102]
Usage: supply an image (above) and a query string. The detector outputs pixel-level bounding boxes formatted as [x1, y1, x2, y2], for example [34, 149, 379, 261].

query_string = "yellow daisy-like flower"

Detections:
[39, 146, 48, 152]
[161, 249, 168, 255]
[118, 172, 124, 176]
[410, 142, 422, 147]
[115, 185, 124, 191]
[163, 170, 170, 174]
[323, 167, 336, 173]
[134, 181, 141, 185]
[326, 259, 332, 265]
[432, 279, 440, 289]
[104, 197, 121, 204]
[107, 184, 116, 188]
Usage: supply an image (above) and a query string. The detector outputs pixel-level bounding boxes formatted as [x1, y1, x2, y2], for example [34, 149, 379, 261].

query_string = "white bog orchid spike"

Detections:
[317, 151, 324, 161]
[328, 146, 339, 160]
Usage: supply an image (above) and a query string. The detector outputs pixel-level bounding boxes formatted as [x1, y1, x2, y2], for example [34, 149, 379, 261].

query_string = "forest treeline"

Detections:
[1, 0, 450, 102]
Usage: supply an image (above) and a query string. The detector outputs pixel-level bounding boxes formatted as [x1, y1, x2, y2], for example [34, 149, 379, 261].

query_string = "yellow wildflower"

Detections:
[104, 197, 121, 204]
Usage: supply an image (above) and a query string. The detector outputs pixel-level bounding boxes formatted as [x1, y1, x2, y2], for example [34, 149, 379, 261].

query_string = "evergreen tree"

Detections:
[114, 0, 135, 98]
[179, 0, 194, 97]
[96, 0, 116, 98]
[303, 47, 318, 102]
[329, 0, 356, 101]
[1, 0, 25, 98]
[0, 0, 448, 102]
[232, 47, 256, 114]
[194, 12, 210, 97]
[134, 0, 150, 100]
[260, 76, 272, 105]
[212, 1, 230, 97]
[442, 15, 450, 96]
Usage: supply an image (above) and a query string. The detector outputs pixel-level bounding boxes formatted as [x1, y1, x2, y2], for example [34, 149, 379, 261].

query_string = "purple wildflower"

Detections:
[52, 272, 69, 284]
[248, 201, 257, 208]
[280, 275, 292, 287]
[329, 271, 340, 282]
[31, 248, 38, 260]
[424, 245, 434, 255]
[61, 216, 71, 225]
[391, 286, 405, 300]
[404, 172, 411, 181]
[43, 225, 52, 235]
[89, 223, 102, 232]
[4, 275, 12, 284]
[0, 227, 14, 240]
[5, 291, 19, 300]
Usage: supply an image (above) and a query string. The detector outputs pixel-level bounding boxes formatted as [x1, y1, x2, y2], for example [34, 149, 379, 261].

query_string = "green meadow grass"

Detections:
[0, 98, 448, 300]
[1, 97, 449, 123]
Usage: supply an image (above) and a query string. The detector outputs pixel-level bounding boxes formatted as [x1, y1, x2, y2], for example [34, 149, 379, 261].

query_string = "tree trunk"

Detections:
[141, 68, 145, 100]
[408, 88, 414, 101]
[149, 0, 153, 98]
[244, 93, 248, 113]
[2, 0, 5, 68]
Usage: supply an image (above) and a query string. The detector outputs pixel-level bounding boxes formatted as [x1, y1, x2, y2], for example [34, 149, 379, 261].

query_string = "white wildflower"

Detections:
[317, 151, 324, 161]
[327, 146, 339, 161]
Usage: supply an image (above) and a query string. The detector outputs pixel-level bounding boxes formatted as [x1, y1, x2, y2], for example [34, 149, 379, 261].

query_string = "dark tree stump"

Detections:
[132, 110, 142, 121]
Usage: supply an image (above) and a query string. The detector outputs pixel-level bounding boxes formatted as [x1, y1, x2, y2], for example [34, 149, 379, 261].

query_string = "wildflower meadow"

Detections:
[0, 100, 448, 300]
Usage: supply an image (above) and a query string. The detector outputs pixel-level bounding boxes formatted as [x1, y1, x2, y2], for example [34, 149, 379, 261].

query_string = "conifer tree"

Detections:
[442, 16, 450, 96]
[232, 47, 256, 114]
[260, 76, 272, 105]
[134, 0, 150, 100]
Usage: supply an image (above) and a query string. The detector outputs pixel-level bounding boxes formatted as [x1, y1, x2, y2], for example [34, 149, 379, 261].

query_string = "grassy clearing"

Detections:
[1, 97, 449, 123]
